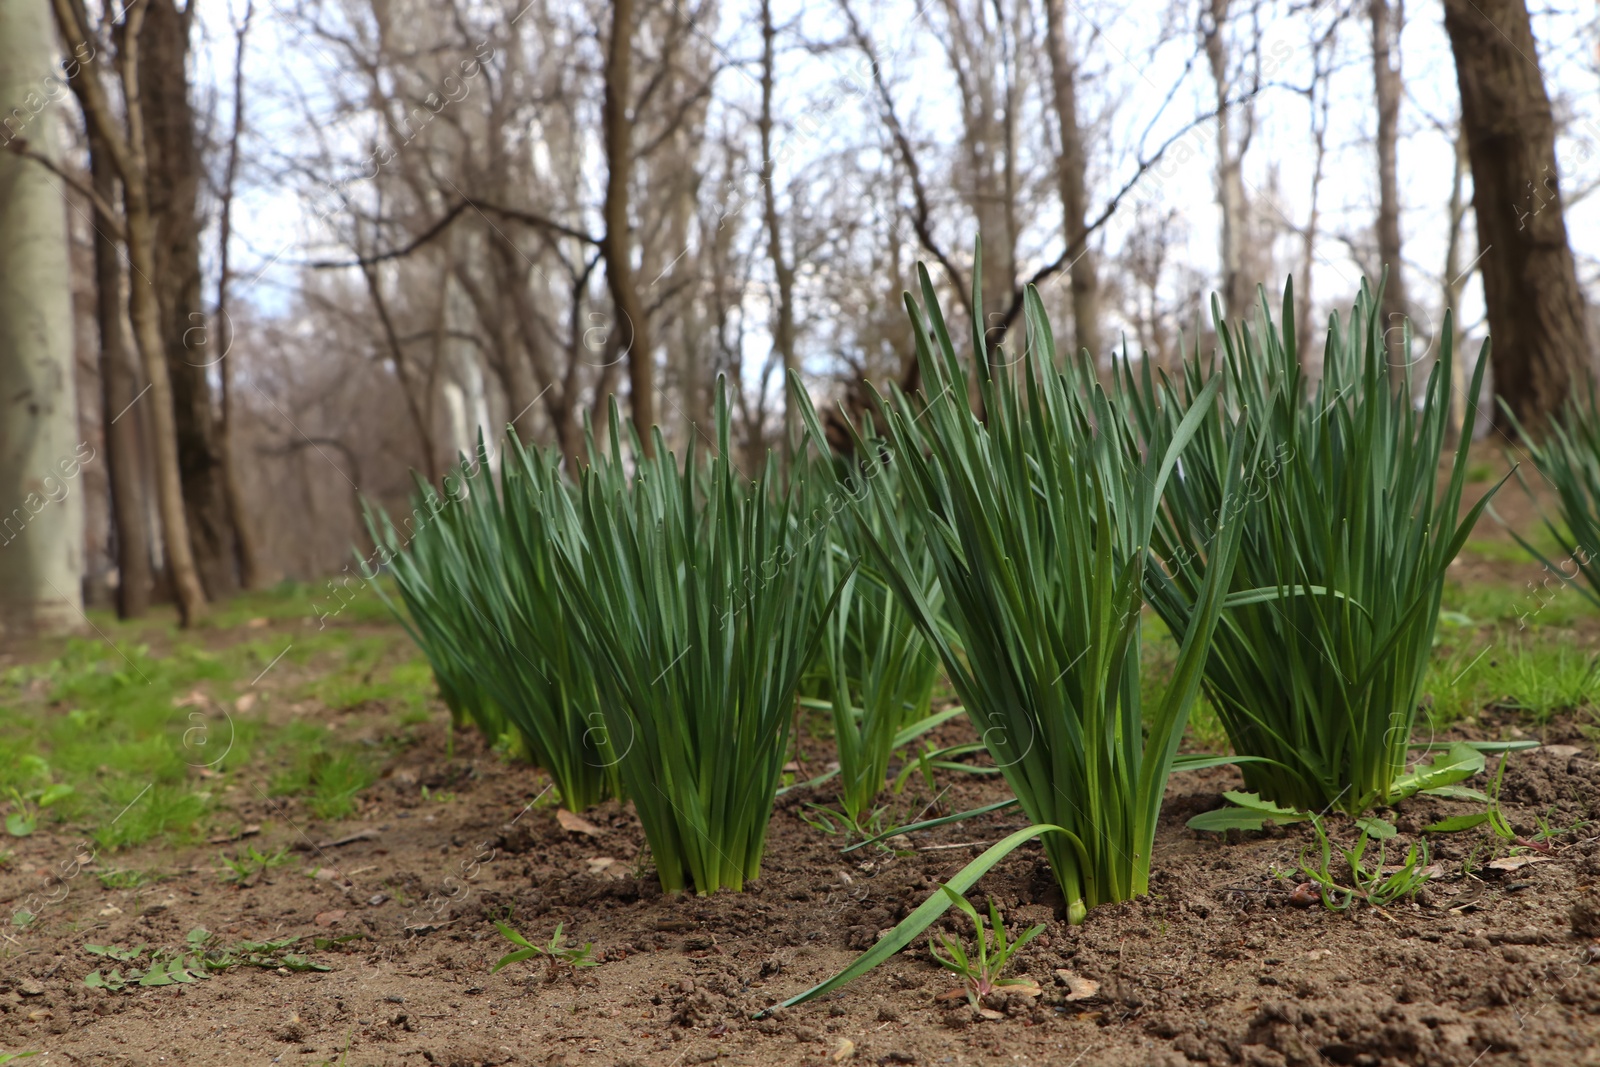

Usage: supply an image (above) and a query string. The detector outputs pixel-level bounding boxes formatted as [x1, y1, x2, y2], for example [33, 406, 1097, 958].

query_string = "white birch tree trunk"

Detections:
[0, 0, 85, 635]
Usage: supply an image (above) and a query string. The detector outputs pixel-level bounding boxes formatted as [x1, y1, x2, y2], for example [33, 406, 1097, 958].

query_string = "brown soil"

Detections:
[4, 696, 1600, 1067]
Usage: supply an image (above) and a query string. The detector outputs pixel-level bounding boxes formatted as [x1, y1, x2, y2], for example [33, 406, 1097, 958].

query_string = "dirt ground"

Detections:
[2, 693, 1599, 1067]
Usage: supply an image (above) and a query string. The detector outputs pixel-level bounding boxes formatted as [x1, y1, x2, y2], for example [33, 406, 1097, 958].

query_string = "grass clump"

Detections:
[803, 258, 1250, 922]
[370, 437, 614, 808]
[1131, 280, 1500, 814]
[1506, 385, 1600, 607]
[554, 389, 844, 895]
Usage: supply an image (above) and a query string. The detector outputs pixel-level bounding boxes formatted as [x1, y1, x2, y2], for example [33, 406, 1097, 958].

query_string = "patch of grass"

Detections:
[1425, 632, 1600, 728]
[93, 784, 210, 851]
[96, 868, 154, 890]
[0, 606, 413, 850]
[269, 748, 378, 822]
[1457, 538, 1535, 565]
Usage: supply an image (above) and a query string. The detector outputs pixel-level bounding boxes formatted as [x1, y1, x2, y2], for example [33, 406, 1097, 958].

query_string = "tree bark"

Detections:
[1203, 0, 1254, 321]
[1042, 0, 1101, 359]
[139, 0, 238, 597]
[90, 131, 152, 618]
[759, 0, 798, 462]
[52, 0, 206, 624]
[1443, 0, 1592, 436]
[1442, 122, 1474, 441]
[216, 0, 263, 590]
[0, 0, 85, 635]
[602, 0, 654, 453]
[1370, 0, 1409, 356]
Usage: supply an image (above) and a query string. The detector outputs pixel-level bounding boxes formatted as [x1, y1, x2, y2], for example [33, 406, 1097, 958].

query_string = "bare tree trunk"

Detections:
[1442, 121, 1474, 441]
[52, 0, 207, 624]
[759, 0, 798, 463]
[1370, 0, 1410, 355]
[216, 0, 263, 590]
[1042, 0, 1100, 358]
[0, 0, 85, 635]
[1443, 0, 1593, 436]
[1203, 0, 1254, 320]
[603, 0, 654, 453]
[140, 0, 238, 597]
[90, 132, 152, 618]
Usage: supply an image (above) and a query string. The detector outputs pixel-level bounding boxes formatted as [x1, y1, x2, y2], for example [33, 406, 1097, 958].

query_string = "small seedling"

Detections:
[1297, 821, 1432, 910]
[5, 783, 74, 837]
[927, 887, 1045, 1009]
[490, 921, 597, 973]
[218, 844, 293, 885]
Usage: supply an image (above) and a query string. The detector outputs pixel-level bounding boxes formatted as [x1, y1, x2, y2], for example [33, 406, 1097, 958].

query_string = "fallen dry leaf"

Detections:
[98, 904, 122, 918]
[1488, 856, 1551, 872]
[1055, 970, 1100, 1001]
[585, 856, 629, 879]
[174, 688, 209, 708]
[247, 617, 270, 628]
[315, 909, 347, 927]
[557, 809, 602, 836]
[934, 986, 970, 1003]
[832, 1037, 856, 1061]
[236, 692, 258, 713]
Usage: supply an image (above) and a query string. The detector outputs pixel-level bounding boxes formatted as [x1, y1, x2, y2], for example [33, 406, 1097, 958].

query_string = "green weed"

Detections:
[927, 889, 1045, 1008]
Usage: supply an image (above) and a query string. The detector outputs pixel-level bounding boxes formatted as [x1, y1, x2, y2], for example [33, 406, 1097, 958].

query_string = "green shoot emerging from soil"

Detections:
[928, 889, 1045, 1009]
[490, 921, 597, 973]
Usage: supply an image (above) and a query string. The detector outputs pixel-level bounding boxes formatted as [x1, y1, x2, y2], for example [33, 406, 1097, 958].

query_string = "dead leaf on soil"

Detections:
[585, 856, 629, 879]
[934, 987, 970, 1003]
[174, 689, 209, 708]
[977, 1007, 1005, 1020]
[247, 617, 270, 628]
[832, 1037, 856, 1061]
[557, 809, 602, 836]
[1488, 856, 1551, 872]
[315, 909, 347, 926]
[236, 692, 258, 713]
[1054, 970, 1099, 1001]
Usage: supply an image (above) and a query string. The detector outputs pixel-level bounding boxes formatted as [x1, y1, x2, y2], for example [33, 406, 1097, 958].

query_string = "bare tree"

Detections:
[1369, 0, 1409, 354]
[760, 0, 799, 460]
[140, 0, 239, 597]
[89, 127, 152, 617]
[603, 0, 654, 452]
[0, 0, 85, 635]
[1202, 0, 1257, 320]
[1443, 0, 1593, 435]
[1042, 0, 1101, 358]
[215, 0, 262, 589]
[51, 0, 207, 624]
